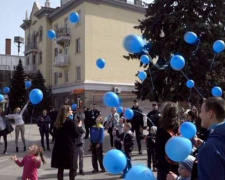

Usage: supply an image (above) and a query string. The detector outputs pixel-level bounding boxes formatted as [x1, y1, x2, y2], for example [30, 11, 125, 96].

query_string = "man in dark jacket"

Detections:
[147, 102, 161, 128]
[90, 104, 101, 127]
[195, 97, 225, 180]
[131, 100, 143, 154]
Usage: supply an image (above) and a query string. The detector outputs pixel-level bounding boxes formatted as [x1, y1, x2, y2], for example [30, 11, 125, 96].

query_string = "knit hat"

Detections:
[180, 155, 196, 173]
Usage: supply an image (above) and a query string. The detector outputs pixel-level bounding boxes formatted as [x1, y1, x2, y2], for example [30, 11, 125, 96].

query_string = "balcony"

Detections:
[24, 64, 38, 74]
[56, 28, 71, 46]
[25, 43, 38, 55]
[54, 54, 70, 67]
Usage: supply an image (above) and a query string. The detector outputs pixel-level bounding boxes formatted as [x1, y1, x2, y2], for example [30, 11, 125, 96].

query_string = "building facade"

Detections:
[21, 0, 146, 110]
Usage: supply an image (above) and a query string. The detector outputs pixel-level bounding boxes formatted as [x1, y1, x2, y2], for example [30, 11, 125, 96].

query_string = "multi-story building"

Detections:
[20, 0, 146, 109]
[0, 39, 25, 92]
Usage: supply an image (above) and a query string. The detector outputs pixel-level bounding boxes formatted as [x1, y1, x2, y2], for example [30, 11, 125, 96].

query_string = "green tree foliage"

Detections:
[126, 0, 225, 104]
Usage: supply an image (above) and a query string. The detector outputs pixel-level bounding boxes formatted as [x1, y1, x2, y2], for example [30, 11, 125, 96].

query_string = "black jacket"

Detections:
[147, 110, 160, 128]
[131, 106, 143, 129]
[37, 115, 51, 132]
[116, 130, 134, 153]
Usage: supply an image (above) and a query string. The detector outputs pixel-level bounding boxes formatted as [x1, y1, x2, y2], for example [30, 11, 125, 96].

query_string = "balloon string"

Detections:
[26, 105, 35, 147]
[192, 39, 201, 55]
[210, 54, 217, 70]
[180, 71, 204, 99]
[148, 68, 155, 92]
[132, 109, 155, 126]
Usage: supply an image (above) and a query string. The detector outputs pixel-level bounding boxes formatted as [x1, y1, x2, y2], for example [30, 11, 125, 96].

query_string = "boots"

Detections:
[24, 146, 26, 151]
[16, 147, 19, 152]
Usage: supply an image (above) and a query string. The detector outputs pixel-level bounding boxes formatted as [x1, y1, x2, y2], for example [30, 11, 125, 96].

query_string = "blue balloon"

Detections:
[3, 87, 10, 94]
[170, 55, 185, 71]
[213, 40, 225, 53]
[25, 81, 32, 89]
[69, 12, 80, 24]
[123, 35, 145, 53]
[125, 165, 156, 180]
[184, 32, 198, 44]
[69, 114, 74, 120]
[186, 80, 195, 88]
[0, 94, 4, 102]
[140, 55, 150, 65]
[103, 92, 120, 107]
[124, 108, 134, 120]
[165, 136, 192, 162]
[29, 89, 43, 105]
[180, 122, 197, 139]
[72, 104, 78, 111]
[212, 86, 223, 97]
[47, 29, 56, 39]
[138, 71, 147, 81]
[96, 58, 106, 69]
[103, 149, 127, 174]
[117, 106, 123, 114]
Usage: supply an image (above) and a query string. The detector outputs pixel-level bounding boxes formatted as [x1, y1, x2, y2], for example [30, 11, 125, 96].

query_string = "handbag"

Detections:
[4, 118, 14, 134]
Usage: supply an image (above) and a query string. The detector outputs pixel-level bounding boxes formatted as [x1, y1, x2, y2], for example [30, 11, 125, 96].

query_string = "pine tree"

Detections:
[28, 70, 51, 119]
[8, 59, 27, 112]
[127, 0, 225, 105]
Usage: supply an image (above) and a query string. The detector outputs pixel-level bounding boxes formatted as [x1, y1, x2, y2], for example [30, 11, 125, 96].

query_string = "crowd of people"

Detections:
[0, 97, 225, 180]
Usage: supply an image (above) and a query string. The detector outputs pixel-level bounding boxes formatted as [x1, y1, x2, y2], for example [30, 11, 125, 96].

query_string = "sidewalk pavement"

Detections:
[0, 124, 151, 180]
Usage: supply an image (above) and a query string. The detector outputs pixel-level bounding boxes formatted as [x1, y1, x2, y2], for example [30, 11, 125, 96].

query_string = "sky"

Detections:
[0, 0, 152, 56]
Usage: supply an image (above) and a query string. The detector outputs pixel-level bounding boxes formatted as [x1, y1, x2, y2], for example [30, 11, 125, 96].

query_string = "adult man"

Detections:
[131, 100, 143, 154]
[90, 104, 101, 128]
[196, 97, 225, 180]
[147, 102, 161, 128]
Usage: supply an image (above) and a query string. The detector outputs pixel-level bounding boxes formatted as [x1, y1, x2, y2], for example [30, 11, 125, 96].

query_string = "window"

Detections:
[54, 48, 58, 57]
[77, 10, 81, 25]
[76, 38, 81, 53]
[65, 45, 69, 55]
[39, 26, 43, 42]
[64, 18, 68, 29]
[32, 55, 36, 65]
[26, 58, 29, 65]
[65, 69, 69, 83]
[54, 72, 58, 85]
[39, 52, 42, 64]
[76, 66, 81, 81]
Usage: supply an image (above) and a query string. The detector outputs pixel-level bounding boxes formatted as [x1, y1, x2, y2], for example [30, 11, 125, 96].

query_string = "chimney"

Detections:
[45, 0, 50, 7]
[5, 39, 11, 55]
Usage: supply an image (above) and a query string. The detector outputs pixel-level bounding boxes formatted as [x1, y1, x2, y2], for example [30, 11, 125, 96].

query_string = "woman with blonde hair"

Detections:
[6, 101, 29, 152]
[51, 105, 78, 180]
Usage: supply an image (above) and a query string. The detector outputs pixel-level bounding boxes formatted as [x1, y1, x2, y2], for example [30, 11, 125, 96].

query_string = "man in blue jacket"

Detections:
[196, 97, 225, 180]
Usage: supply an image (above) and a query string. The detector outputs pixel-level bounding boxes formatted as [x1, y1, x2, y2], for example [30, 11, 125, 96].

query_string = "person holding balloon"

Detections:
[112, 116, 125, 150]
[6, 100, 30, 152]
[194, 97, 225, 180]
[155, 103, 179, 180]
[115, 122, 134, 178]
[166, 155, 195, 180]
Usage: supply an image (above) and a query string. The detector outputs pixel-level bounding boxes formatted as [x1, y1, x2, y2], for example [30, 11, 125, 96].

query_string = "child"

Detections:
[112, 116, 125, 150]
[116, 122, 134, 178]
[11, 144, 46, 180]
[146, 126, 157, 171]
[90, 115, 105, 173]
[166, 155, 195, 180]
[75, 118, 86, 175]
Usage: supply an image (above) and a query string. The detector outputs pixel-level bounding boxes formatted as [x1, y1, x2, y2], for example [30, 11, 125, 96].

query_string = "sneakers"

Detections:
[2, 150, 7, 154]
[92, 169, 99, 173]
[79, 170, 85, 175]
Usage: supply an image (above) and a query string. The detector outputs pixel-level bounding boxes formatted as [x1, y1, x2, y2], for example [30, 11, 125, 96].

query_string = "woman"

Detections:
[6, 101, 29, 152]
[0, 103, 13, 154]
[155, 103, 179, 180]
[51, 105, 78, 180]
[37, 109, 51, 151]
[106, 108, 119, 148]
